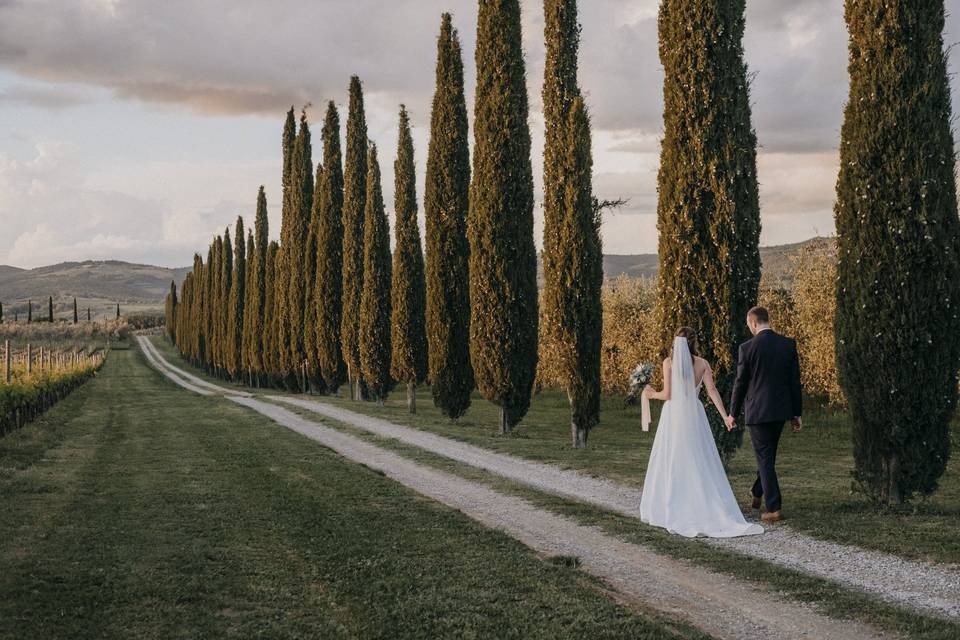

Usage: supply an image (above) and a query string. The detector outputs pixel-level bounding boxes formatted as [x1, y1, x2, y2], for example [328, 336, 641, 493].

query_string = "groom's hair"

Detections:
[748, 306, 770, 324]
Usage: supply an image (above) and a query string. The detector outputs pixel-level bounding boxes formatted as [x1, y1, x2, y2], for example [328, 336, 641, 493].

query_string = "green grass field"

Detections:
[0, 347, 708, 640]
[148, 337, 960, 566]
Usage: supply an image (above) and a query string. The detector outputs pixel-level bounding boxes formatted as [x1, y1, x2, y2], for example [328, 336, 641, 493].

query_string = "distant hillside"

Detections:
[0, 237, 828, 320]
[0, 260, 189, 319]
[591, 237, 829, 286]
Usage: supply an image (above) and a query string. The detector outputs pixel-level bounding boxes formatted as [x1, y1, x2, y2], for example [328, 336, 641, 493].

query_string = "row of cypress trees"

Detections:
[168, 2, 600, 443]
[3, 297, 100, 323]
[165, 0, 960, 491]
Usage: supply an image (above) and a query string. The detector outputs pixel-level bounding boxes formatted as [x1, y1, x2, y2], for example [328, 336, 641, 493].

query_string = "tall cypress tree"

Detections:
[303, 161, 323, 391]
[227, 216, 246, 379]
[359, 144, 392, 404]
[542, 0, 602, 449]
[116, 302, 120, 319]
[192, 254, 206, 364]
[73, 297, 79, 324]
[341, 76, 369, 401]
[835, 0, 960, 504]
[390, 106, 428, 413]
[218, 228, 233, 376]
[203, 244, 215, 368]
[86, 307, 90, 322]
[166, 283, 177, 342]
[275, 108, 298, 383]
[48, 296, 53, 322]
[469, 0, 539, 433]
[425, 13, 474, 420]
[247, 187, 269, 382]
[542, 2, 602, 448]
[263, 241, 281, 382]
[284, 112, 314, 388]
[27, 300, 31, 323]
[242, 229, 255, 381]
[656, 0, 761, 462]
[314, 101, 347, 393]
[0, 302, 4, 324]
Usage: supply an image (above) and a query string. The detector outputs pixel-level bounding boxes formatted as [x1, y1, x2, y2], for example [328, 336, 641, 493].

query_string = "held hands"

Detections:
[791, 416, 803, 433]
[724, 415, 736, 432]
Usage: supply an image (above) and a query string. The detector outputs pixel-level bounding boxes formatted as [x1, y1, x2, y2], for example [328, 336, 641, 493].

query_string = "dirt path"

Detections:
[137, 336, 895, 639]
[271, 394, 960, 621]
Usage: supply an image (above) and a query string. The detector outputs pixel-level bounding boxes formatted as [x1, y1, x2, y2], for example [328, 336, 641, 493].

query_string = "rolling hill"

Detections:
[0, 237, 827, 319]
[0, 261, 189, 319]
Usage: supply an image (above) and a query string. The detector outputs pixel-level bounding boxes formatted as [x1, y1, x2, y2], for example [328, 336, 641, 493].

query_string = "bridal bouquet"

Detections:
[625, 362, 655, 431]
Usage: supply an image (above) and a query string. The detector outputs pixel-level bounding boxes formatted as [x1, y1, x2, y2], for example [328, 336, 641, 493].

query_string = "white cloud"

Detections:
[0, 0, 956, 266]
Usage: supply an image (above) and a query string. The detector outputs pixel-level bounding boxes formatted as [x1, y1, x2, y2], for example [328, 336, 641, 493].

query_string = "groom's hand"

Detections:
[725, 415, 736, 431]
[791, 416, 803, 433]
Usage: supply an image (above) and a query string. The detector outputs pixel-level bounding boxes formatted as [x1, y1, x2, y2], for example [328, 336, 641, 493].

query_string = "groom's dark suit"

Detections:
[730, 329, 802, 513]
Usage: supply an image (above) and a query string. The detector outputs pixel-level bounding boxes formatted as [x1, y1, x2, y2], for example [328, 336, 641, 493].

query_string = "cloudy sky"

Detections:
[0, 0, 957, 268]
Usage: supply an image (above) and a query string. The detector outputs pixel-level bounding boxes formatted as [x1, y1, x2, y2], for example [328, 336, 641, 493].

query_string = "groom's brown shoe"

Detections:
[750, 495, 762, 510]
[761, 510, 784, 523]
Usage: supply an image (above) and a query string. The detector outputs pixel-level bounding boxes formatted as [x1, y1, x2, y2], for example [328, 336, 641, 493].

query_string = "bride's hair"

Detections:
[674, 327, 699, 357]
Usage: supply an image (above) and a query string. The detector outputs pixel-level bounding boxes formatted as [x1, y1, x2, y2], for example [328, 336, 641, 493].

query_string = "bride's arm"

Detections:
[644, 359, 672, 401]
[702, 363, 730, 420]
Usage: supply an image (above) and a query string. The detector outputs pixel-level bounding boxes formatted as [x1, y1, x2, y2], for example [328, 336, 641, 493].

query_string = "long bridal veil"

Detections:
[639, 337, 763, 538]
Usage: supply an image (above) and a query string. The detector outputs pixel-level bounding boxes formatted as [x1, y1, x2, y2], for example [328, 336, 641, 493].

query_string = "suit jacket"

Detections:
[730, 329, 802, 425]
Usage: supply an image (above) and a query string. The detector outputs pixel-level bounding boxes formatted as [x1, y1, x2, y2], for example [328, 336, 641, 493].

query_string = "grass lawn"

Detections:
[149, 337, 960, 566]
[0, 347, 707, 640]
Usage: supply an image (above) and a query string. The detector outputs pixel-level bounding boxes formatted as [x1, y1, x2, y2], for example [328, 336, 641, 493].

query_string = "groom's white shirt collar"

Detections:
[757, 326, 773, 334]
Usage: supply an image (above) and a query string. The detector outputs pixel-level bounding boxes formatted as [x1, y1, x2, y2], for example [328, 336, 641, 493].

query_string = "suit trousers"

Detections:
[748, 421, 785, 512]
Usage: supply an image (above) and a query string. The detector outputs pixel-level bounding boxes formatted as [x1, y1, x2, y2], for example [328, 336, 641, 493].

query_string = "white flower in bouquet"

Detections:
[625, 362, 654, 406]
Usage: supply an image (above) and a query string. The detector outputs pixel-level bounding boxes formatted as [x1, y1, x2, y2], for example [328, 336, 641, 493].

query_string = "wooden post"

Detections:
[38, 346, 44, 371]
[26, 343, 32, 375]
[4, 340, 9, 384]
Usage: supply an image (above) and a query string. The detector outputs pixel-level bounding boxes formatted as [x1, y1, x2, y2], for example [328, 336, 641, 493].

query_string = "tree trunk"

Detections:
[571, 420, 587, 449]
[888, 453, 903, 505]
[407, 382, 416, 414]
[499, 407, 511, 435]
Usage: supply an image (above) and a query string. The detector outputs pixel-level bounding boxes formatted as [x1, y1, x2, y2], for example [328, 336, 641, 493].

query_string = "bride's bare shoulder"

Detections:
[693, 356, 712, 370]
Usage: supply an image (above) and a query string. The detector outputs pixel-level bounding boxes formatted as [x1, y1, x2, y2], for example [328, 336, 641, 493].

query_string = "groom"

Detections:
[726, 307, 802, 523]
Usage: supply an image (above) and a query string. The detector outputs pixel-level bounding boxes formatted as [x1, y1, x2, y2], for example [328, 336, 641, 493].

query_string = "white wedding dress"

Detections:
[640, 337, 764, 538]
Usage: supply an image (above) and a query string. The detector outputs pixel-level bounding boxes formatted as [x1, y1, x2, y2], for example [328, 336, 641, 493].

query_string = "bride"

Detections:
[640, 327, 763, 538]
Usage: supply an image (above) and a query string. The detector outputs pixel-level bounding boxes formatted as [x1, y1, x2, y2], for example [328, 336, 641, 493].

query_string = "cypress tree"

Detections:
[116, 302, 120, 319]
[246, 187, 269, 382]
[48, 296, 53, 322]
[227, 216, 245, 379]
[73, 297, 79, 324]
[359, 144, 392, 403]
[341, 76, 369, 401]
[210, 234, 224, 373]
[425, 13, 474, 420]
[166, 283, 177, 342]
[203, 244, 215, 368]
[469, 0, 539, 433]
[835, 0, 960, 504]
[283, 111, 314, 388]
[542, 0, 603, 448]
[27, 300, 31, 323]
[391, 106, 428, 413]
[220, 228, 233, 375]
[242, 229, 255, 381]
[263, 241, 281, 382]
[86, 307, 90, 322]
[0, 301, 4, 323]
[655, 0, 761, 462]
[303, 160, 323, 391]
[313, 101, 347, 393]
[275, 108, 298, 383]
